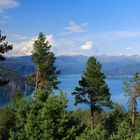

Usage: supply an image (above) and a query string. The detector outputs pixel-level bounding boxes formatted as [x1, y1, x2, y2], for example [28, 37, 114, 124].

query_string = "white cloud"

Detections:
[7, 34, 54, 56]
[61, 21, 88, 35]
[81, 41, 93, 50]
[126, 47, 132, 50]
[0, 0, 19, 12]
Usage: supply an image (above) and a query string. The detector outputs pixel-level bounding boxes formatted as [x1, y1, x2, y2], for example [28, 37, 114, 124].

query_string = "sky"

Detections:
[1, 0, 140, 56]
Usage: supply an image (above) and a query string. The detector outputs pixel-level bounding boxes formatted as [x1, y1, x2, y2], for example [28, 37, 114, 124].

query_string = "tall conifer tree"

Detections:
[31, 32, 60, 96]
[72, 56, 111, 130]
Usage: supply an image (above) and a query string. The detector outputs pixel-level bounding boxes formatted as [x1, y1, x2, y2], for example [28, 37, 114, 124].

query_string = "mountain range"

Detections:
[1, 55, 140, 77]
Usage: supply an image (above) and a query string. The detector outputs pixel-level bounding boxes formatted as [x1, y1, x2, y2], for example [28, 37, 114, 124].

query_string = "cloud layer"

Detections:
[0, 0, 19, 13]
[7, 29, 140, 56]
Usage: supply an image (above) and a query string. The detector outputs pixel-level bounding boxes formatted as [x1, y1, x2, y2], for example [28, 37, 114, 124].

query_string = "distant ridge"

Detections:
[2, 55, 140, 76]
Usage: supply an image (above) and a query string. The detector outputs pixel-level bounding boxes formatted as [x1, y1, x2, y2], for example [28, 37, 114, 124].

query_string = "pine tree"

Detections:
[0, 31, 12, 86]
[72, 56, 111, 130]
[10, 92, 84, 140]
[124, 73, 140, 129]
[31, 32, 60, 96]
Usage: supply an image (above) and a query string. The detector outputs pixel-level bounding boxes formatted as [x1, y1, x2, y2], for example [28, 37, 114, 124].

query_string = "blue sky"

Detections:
[1, 0, 140, 56]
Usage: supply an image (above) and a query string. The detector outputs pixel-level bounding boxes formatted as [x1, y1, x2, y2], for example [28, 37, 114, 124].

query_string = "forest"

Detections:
[1, 31, 140, 140]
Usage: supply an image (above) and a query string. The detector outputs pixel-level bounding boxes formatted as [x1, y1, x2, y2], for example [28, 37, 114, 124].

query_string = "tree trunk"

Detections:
[131, 96, 137, 129]
[35, 68, 40, 93]
[90, 105, 96, 131]
[132, 107, 136, 128]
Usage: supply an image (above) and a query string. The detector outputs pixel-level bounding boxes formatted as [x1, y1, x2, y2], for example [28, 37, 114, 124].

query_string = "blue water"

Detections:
[58, 74, 128, 110]
[0, 74, 133, 110]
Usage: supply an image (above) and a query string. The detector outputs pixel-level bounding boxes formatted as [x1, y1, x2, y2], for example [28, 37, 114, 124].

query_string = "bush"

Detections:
[0, 108, 15, 140]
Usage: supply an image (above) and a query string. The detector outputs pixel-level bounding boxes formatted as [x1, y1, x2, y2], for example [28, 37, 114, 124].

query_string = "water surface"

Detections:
[0, 74, 133, 110]
[58, 74, 127, 110]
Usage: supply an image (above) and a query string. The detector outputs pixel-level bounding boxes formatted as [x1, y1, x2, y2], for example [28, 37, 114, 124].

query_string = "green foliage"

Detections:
[0, 108, 15, 140]
[35, 87, 49, 105]
[0, 31, 12, 86]
[72, 56, 111, 129]
[110, 121, 133, 140]
[71, 109, 91, 126]
[100, 104, 127, 134]
[92, 124, 109, 140]
[134, 133, 140, 140]
[124, 73, 140, 128]
[31, 32, 60, 94]
[9, 92, 84, 140]
[135, 114, 140, 134]
[76, 124, 109, 140]
[124, 73, 140, 97]
[72, 56, 111, 106]
[9, 98, 31, 140]
[0, 31, 12, 61]
[38, 93, 84, 140]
